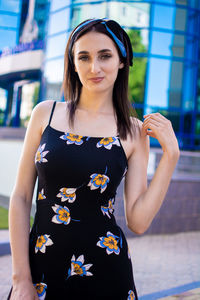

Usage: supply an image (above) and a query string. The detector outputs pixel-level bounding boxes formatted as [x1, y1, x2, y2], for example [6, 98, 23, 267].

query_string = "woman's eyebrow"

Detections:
[77, 49, 112, 55]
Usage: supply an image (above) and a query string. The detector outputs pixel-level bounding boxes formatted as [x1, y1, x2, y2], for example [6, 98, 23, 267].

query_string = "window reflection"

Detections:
[0, 29, 17, 49]
[153, 4, 175, 30]
[0, 88, 7, 126]
[48, 8, 70, 35]
[0, 0, 20, 13]
[195, 115, 200, 135]
[71, 2, 150, 29]
[20, 82, 40, 128]
[46, 33, 68, 59]
[108, 2, 149, 28]
[147, 58, 171, 108]
[129, 57, 147, 109]
[157, 0, 199, 8]
[151, 31, 185, 57]
[71, 4, 106, 28]
[169, 61, 183, 108]
[44, 58, 64, 100]
[51, 0, 70, 12]
[127, 29, 149, 53]
[0, 14, 18, 28]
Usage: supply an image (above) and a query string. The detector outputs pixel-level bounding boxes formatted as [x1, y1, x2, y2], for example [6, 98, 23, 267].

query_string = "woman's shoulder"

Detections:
[128, 116, 148, 151]
[33, 99, 56, 112]
[32, 100, 59, 133]
[129, 116, 144, 138]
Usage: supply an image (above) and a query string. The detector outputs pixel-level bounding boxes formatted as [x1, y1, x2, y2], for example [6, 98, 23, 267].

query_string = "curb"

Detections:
[0, 241, 10, 256]
[140, 281, 200, 299]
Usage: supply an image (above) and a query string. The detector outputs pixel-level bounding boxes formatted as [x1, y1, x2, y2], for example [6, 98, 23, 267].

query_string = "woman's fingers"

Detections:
[144, 112, 168, 124]
[143, 118, 161, 128]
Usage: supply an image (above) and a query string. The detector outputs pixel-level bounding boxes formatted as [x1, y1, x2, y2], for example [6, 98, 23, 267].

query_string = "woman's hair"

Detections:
[61, 18, 139, 140]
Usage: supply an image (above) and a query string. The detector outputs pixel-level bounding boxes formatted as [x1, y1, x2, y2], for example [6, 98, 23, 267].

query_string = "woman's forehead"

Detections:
[73, 31, 118, 54]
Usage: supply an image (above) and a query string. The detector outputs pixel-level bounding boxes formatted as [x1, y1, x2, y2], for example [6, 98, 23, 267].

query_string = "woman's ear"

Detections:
[119, 62, 124, 69]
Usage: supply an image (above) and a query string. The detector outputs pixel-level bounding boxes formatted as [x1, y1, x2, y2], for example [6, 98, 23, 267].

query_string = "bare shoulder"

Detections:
[32, 100, 57, 134]
[129, 116, 149, 156]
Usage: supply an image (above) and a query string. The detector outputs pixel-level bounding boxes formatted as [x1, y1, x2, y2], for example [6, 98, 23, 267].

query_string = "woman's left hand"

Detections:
[142, 112, 180, 156]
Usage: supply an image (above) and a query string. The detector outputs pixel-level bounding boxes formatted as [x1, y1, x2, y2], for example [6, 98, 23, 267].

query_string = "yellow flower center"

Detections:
[95, 175, 106, 185]
[69, 134, 83, 142]
[35, 283, 44, 293]
[104, 236, 118, 250]
[72, 262, 83, 275]
[36, 235, 46, 248]
[101, 137, 114, 145]
[59, 209, 70, 221]
[36, 151, 41, 161]
[108, 200, 113, 210]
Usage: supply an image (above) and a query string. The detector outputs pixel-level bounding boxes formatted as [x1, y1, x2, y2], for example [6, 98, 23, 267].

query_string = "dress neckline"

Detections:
[47, 124, 120, 139]
[41, 124, 128, 168]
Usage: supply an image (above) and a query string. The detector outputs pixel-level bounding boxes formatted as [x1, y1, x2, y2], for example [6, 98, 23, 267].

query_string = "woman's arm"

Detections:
[8, 100, 53, 298]
[124, 113, 180, 234]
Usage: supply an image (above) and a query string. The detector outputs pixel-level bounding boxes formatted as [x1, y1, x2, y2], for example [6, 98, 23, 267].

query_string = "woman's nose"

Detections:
[90, 58, 101, 73]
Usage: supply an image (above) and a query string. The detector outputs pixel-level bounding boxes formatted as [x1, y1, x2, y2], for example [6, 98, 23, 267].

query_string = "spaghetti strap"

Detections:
[48, 100, 57, 126]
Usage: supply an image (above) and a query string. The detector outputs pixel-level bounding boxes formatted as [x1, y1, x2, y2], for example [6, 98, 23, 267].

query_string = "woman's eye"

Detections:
[78, 56, 88, 61]
[101, 55, 112, 59]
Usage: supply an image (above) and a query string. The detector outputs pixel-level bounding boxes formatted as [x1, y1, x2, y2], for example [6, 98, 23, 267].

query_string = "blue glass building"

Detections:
[0, 0, 200, 150]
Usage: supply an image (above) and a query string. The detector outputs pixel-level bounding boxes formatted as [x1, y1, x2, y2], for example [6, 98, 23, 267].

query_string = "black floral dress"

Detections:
[10, 100, 138, 300]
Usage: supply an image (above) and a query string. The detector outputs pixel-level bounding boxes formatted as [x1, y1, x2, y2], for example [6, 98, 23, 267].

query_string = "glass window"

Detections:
[0, 14, 18, 28]
[153, 4, 175, 30]
[46, 32, 68, 59]
[187, 8, 199, 35]
[50, 0, 70, 12]
[129, 57, 147, 106]
[182, 63, 196, 111]
[151, 31, 185, 57]
[0, 88, 7, 126]
[0, 0, 20, 13]
[174, 7, 187, 31]
[0, 29, 17, 49]
[183, 112, 192, 134]
[146, 58, 172, 108]
[51, 0, 71, 11]
[48, 8, 70, 35]
[166, 111, 180, 132]
[127, 29, 149, 53]
[44, 58, 64, 100]
[189, 0, 200, 9]
[109, 2, 150, 28]
[20, 82, 40, 127]
[168, 61, 184, 108]
[153, 5, 187, 32]
[71, 4, 106, 28]
[195, 114, 200, 135]
[157, 0, 200, 9]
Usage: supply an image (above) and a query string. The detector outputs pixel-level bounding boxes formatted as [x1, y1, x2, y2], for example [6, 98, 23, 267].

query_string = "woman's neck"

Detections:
[77, 88, 114, 115]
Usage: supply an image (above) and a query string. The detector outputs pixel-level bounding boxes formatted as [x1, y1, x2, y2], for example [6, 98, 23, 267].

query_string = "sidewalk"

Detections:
[1, 230, 200, 299]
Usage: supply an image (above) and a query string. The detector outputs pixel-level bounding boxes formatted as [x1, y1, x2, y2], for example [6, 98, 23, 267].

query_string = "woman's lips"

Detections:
[89, 77, 104, 83]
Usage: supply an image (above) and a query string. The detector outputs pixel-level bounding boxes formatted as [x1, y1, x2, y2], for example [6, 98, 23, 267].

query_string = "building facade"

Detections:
[0, 0, 200, 150]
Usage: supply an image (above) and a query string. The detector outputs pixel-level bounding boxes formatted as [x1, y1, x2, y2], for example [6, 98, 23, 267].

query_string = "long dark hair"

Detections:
[61, 18, 139, 140]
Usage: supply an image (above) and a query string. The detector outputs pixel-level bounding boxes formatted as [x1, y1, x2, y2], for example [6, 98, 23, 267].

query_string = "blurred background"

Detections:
[0, 1, 200, 298]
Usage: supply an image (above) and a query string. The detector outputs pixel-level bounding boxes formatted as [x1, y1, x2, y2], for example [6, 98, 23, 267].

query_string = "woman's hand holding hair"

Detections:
[143, 112, 180, 159]
[10, 279, 39, 300]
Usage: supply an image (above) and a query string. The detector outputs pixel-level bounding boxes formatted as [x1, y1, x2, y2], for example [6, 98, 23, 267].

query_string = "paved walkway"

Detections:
[0, 230, 200, 299]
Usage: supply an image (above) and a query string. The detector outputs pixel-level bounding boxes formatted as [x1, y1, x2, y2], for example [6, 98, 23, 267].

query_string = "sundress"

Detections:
[8, 100, 138, 300]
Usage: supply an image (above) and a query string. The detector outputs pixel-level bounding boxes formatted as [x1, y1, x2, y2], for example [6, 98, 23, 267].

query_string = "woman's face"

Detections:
[73, 31, 124, 93]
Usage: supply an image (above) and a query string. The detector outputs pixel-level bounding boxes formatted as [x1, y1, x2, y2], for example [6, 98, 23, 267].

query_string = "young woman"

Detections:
[8, 18, 180, 300]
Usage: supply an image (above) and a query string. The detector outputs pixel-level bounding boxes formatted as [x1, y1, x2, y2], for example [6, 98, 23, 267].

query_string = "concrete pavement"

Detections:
[0, 230, 200, 299]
